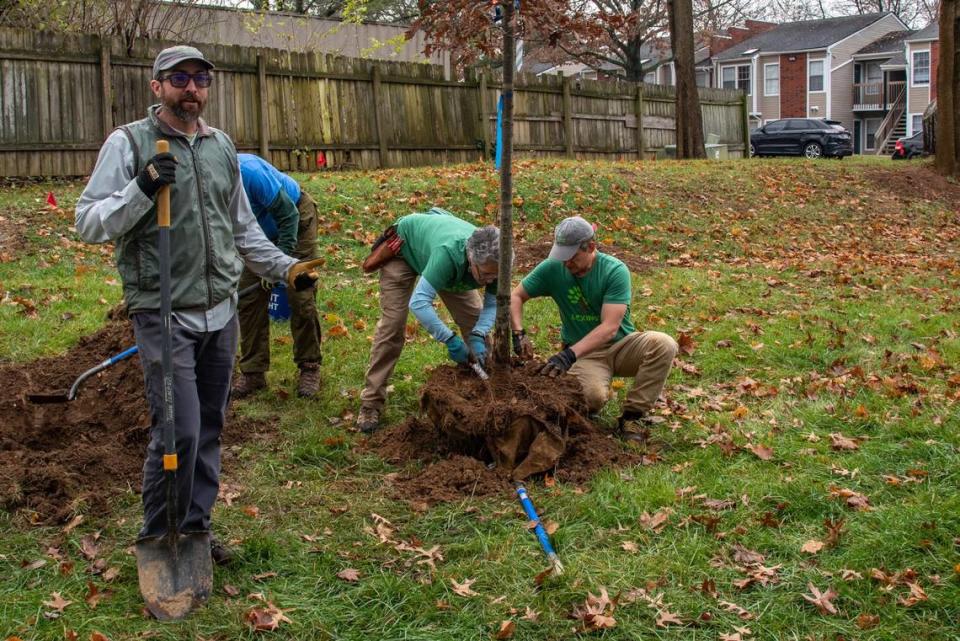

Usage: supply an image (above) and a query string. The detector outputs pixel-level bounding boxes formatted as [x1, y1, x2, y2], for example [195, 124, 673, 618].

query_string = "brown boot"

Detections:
[356, 406, 381, 434]
[232, 372, 266, 399]
[297, 363, 320, 398]
[617, 410, 665, 443]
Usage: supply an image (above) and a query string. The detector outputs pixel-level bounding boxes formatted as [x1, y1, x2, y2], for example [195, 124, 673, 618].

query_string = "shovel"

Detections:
[136, 140, 212, 621]
[27, 346, 139, 404]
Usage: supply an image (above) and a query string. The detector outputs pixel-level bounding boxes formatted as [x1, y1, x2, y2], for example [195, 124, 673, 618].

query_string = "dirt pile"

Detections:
[0, 321, 270, 525]
[369, 363, 643, 506]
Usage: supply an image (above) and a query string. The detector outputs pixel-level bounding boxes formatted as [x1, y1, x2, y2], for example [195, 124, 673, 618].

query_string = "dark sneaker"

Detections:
[232, 372, 266, 399]
[210, 535, 235, 566]
[617, 410, 665, 443]
[297, 363, 320, 398]
[356, 407, 380, 435]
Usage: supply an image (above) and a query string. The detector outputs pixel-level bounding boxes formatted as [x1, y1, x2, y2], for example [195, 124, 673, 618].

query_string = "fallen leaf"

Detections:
[102, 567, 120, 582]
[655, 610, 684, 627]
[337, 568, 361, 582]
[802, 582, 839, 615]
[621, 541, 639, 553]
[252, 571, 278, 582]
[801, 540, 824, 554]
[62, 514, 84, 534]
[451, 578, 479, 597]
[89, 633, 110, 641]
[746, 443, 774, 460]
[495, 620, 515, 639]
[245, 602, 293, 631]
[856, 613, 880, 629]
[898, 582, 928, 607]
[522, 606, 539, 622]
[42, 592, 72, 613]
[829, 433, 859, 451]
[543, 520, 559, 536]
[639, 509, 671, 533]
[79, 533, 100, 560]
[242, 505, 260, 518]
[223, 584, 240, 597]
[85, 581, 110, 609]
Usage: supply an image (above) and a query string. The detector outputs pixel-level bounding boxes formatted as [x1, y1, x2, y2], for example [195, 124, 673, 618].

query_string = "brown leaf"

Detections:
[655, 610, 684, 627]
[20, 558, 46, 571]
[337, 568, 361, 582]
[85, 581, 111, 609]
[533, 566, 554, 586]
[495, 620, 515, 640]
[718, 600, 754, 620]
[242, 505, 260, 518]
[543, 520, 559, 536]
[677, 331, 696, 355]
[521, 606, 539, 622]
[746, 443, 774, 460]
[621, 541, 639, 553]
[42, 592, 72, 613]
[824, 518, 846, 547]
[802, 582, 839, 615]
[829, 433, 859, 451]
[245, 602, 293, 632]
[223, 584, 240, 597]
[639, 509, 671, 533]
[89, 633, 110, 641]
[79, 533, 100, 560]
[898, 582, 928, 607]
[731, 544, 765, 566]
[856, 613, 880, 629]
[101, 567, 119, 582]
[451, 578, 479, 597]
[801, 540, 824, 554]
[252, 571, 278, 582]
[62, 514, 84, 534]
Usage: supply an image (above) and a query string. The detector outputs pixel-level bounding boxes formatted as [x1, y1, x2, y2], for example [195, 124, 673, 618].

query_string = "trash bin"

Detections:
[704, 143, 729, 160]
[268, 284, 291, 322]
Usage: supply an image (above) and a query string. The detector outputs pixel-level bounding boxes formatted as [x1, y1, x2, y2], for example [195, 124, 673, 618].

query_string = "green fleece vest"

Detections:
[114, 109, 243, 312]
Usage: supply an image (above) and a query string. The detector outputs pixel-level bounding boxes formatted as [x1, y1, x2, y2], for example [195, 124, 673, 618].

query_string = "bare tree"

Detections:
[935, 0, 957, 176]
[669, 0, 706, 157]
[834, 0, 939, 28]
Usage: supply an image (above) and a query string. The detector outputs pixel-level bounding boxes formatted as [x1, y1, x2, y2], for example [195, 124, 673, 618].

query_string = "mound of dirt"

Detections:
[0, 321, 271, 525]
[369, 363, 643, 507]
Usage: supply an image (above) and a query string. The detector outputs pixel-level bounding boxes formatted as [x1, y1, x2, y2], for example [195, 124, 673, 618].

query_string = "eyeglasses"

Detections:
[160, 71, 213, 89]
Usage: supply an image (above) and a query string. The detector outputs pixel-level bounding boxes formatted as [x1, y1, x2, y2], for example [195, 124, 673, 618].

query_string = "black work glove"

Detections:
[512, 329, 534, 360]
[136, 152, 178, 198]
[538, 347, 577, 378]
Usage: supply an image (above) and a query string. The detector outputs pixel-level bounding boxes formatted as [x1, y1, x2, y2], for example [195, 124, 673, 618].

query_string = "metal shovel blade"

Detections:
[136, 531, 212, 620]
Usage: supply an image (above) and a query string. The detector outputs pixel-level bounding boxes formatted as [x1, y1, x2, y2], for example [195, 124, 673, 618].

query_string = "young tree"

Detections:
[935, 0, 957, 176]
[668, 0, 706, 158]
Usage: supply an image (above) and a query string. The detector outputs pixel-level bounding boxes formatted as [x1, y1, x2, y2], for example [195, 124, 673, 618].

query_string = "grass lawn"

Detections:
[1, 155, 959, 640]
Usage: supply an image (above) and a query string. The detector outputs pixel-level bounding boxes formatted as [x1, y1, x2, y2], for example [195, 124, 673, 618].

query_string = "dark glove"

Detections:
[467, 332, 487, 364]
[286, 258, 323, 292]
[512, 329, 534, 360]
[445, 335, 470, 364]
[136, 152, 178, 198]
[538, 347, 576, 378]
[260, 277, 274, 292]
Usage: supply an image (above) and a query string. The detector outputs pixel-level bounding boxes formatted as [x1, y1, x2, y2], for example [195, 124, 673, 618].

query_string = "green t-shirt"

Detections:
[521, 252, 635, 346]
[395, 209, 490, 293]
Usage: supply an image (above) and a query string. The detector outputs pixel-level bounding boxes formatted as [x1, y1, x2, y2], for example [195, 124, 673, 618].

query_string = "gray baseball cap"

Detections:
[152, 46, 214, 79]
[548, 216, 596, 261]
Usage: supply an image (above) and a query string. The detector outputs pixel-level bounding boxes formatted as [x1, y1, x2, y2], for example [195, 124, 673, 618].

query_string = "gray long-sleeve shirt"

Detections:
[76, 118, 297, 332]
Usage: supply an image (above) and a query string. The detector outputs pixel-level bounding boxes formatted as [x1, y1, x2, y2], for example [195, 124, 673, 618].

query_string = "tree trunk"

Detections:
[494, 0, 515, 364]
[935, 0, 958, 177]
[668, 0, 706, 159]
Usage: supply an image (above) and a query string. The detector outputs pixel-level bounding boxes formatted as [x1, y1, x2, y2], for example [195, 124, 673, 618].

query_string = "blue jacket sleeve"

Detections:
[471, 291, 497, 336]
[409, 277, 455, 344]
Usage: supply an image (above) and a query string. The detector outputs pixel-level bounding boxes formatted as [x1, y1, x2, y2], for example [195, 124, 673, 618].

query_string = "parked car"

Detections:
[750, 118, 853, 159]
[891, 131, 924, 160]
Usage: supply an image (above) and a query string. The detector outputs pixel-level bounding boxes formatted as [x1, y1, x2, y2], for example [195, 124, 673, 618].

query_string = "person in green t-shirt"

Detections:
[357, 208, 504, 434]
[510, 216, 678, 441]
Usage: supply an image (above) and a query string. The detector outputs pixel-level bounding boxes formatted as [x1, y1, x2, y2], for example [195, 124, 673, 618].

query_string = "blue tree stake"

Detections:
[515, 483, 564, 575]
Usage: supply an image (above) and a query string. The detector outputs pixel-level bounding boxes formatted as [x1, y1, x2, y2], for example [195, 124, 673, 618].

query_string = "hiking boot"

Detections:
[297, 363, 320, 398]
[210, 535, 235, 566]
[617, 410, 665, 443]
[356, 407, 381, 435]
[232, 372, 266, 399]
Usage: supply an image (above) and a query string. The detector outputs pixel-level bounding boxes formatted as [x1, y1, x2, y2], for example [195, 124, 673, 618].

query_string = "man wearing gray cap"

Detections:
[76, 45, 322, 568]
[510, 216, 678, 441]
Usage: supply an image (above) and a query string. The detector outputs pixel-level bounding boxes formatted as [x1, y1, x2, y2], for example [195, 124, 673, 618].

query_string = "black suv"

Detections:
[750, 118, 853, 159]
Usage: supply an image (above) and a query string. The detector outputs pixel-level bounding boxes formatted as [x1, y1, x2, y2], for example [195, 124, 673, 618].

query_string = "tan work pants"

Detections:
[360, 257, 482, 411]
[569, 331, 678, 414]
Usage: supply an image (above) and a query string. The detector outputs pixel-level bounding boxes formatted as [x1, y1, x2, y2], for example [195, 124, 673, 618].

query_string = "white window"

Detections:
[643, 71, 656, 83]
[912, 114, 923, 134]
[764, 63, 779, 96]
[809, 59, 824, 92]
[865, 63, 882, 94]
[864, 118, 880, 150]
[912, 50, 930, 85]
[721, 64, 751, 94]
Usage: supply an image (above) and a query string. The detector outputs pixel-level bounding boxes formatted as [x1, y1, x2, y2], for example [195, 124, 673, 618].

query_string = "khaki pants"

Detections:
[569, 331, 678, 414]
[360, 257, 482, 411]
[237, 192, 322, 373]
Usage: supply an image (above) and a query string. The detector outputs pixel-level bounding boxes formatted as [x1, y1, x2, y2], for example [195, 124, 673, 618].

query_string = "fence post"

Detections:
[479, 70, 490, 160]
[257, 53, 269, 159]
[741, 92, 750, 157]
[371, 64, 389, 168]
[636, 84, 645, 160]
[562, 75, 574, 158]
[99, 39, 112, 137]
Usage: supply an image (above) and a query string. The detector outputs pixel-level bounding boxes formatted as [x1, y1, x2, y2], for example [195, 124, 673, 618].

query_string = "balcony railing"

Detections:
[853, 81, 906, 110]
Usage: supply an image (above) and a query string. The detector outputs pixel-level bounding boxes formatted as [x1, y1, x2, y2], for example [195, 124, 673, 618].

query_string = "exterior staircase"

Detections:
[880, 112, 907, 155]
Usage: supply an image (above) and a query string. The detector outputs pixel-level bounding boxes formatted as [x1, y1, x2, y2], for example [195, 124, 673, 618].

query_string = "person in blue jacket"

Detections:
[233, 154, 322, 398]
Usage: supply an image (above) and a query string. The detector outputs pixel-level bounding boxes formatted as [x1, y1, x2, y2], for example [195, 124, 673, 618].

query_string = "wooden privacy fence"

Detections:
[0, 28, 750, 178]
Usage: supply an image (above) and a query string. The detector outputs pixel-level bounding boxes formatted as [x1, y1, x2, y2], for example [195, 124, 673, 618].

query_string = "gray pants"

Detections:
[132, 312, 238, 538]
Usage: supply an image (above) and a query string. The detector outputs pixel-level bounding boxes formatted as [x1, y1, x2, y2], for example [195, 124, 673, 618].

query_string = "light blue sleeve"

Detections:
[471, 291, 497, 336]
[409, 277, 455, 343]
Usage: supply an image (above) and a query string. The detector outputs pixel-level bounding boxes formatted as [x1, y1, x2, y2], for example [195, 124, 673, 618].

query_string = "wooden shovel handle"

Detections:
[156, 140, 170, 228]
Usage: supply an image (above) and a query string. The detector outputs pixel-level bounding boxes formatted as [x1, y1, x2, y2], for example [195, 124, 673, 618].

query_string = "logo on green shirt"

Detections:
[567, 285, 589, 311]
